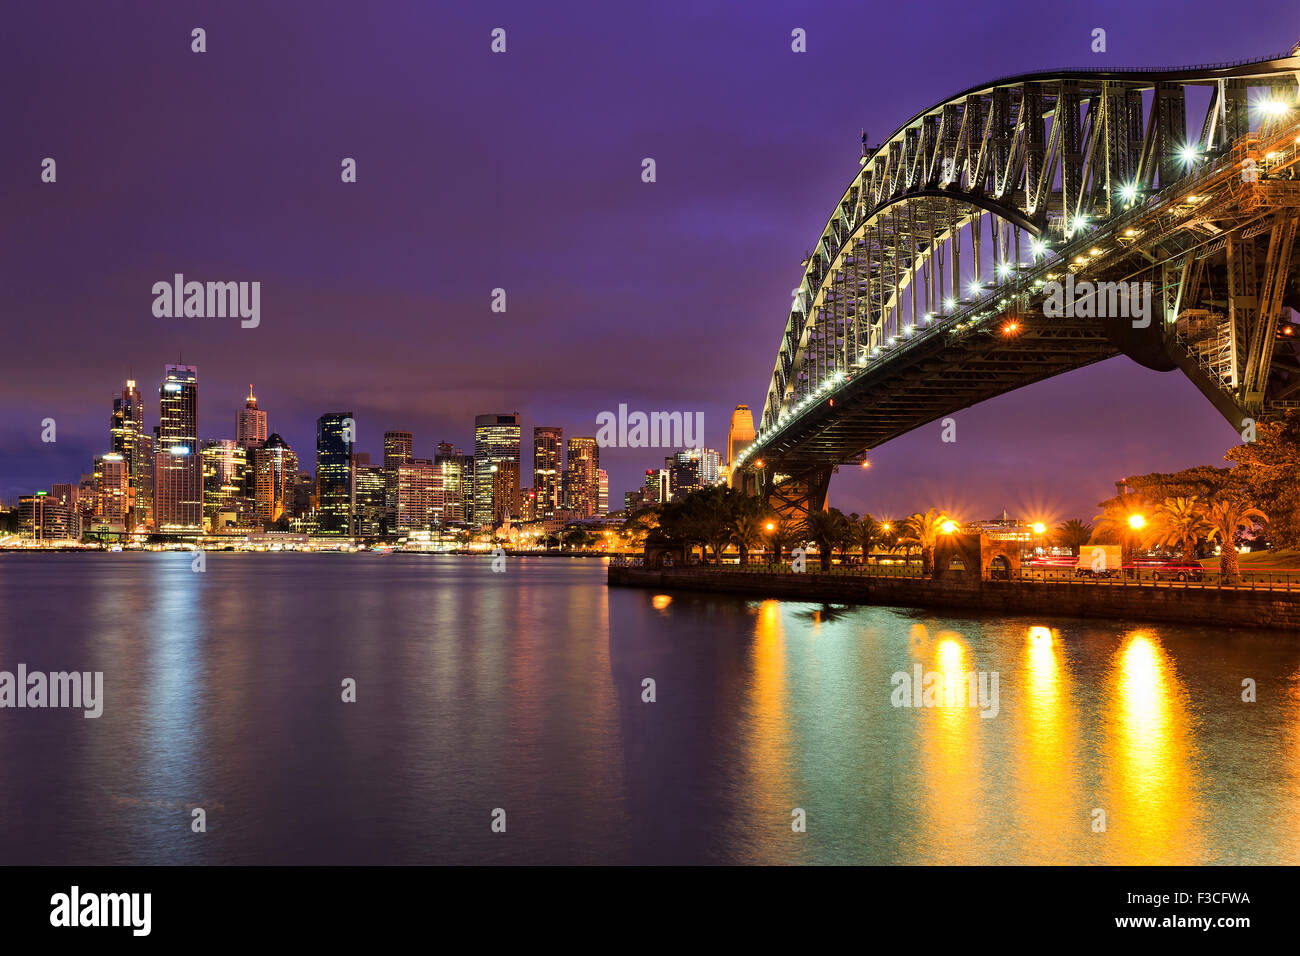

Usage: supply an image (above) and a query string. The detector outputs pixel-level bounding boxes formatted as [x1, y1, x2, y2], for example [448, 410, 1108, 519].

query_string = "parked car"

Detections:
[1139, 557, 1206, 582]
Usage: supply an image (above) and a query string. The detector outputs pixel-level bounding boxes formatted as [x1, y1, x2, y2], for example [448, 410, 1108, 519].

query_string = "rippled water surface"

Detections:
[0, 552, 1296, 864]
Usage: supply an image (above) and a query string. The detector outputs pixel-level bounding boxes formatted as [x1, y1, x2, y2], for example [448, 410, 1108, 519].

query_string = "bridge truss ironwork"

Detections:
[739, 49, 1300, 525]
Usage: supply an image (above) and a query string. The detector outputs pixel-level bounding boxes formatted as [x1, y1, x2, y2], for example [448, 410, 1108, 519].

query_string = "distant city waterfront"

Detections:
[1, 553, 1297, 865]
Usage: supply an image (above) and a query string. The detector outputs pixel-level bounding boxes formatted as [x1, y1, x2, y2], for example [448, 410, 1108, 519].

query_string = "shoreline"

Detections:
[608, 565, 1300, 632]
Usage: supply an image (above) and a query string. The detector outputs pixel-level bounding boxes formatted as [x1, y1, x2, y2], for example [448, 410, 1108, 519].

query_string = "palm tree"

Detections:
[1204, 499, 1267, 583]
[1053, 519, 1094, 555]
[767, 516, 797, 565]
[901, 509, 950, 577]
[1093, 492, 1153, 565]
[853, 514, 883, 567]
[805, 508, 849, 571]
[1146, 496, 1214, 563]
[730, 511, 767, 566]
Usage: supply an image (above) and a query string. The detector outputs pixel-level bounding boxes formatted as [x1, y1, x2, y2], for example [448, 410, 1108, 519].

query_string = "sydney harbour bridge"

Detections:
[735, 47, 1300, 525]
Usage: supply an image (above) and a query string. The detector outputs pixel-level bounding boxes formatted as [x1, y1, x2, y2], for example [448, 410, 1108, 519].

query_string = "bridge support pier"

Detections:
[745, 462, 834, 531]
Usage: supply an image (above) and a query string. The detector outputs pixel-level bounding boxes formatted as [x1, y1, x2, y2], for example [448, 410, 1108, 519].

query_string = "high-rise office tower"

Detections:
[474, 413, 520, 527]
[201, 439, 249, 532]
[532, 426, 562, 519]
[92, 453, 130, 531]
[352, 454, 387, 537]
[316, 412, 355, 535]
[252, 433, 298, 527]
[237, 385, 268, 449]
[489, 459, 519, 524]
[435, 443, 469, 523]
[597, 468, 609, 516]
[110, 378, 145, 527]
[667, 447, 721, 500]
[383, 430, 414, 533]
[395, 459, 437, 532]
[155, 364, 202, 532]
[564, 436, 599, 517]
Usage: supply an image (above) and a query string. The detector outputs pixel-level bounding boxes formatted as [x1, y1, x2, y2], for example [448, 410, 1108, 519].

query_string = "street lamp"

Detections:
[1128, 514, 1146, 530]
[941, 520, 958, 534]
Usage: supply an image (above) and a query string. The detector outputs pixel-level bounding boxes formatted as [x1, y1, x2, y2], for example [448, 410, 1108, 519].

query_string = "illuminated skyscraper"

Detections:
[236, 385, 268, 449]
[395, 459, 437, 532]
[316, 412, 355, 535]
[564, 436, 599, 517]
[667, 448, 720, 500]
[532, 426, 562, 519]
[384, 430, 414, 532]
[201, 439, 249, 531]
[110, 379, 145, 527]
[435, 443, 471, 523]
[155, 364, 202, 532]
[474, 413, 520, 527]
[253, 433, 298, 527]
[92, 453, 130, 532]
[597, 468, 609, 517]
[352, 454, 386, 536]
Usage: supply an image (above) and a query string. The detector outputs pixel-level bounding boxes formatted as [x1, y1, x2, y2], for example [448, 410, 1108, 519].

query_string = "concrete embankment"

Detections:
[608, 566, 1300, 631]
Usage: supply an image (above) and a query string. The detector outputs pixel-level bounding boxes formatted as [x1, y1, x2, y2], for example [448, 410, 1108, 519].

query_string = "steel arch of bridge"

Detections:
[758, 50, 1300, 436]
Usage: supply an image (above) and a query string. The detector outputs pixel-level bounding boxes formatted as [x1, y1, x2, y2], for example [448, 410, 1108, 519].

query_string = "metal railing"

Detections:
[625, 559, 1300, 591]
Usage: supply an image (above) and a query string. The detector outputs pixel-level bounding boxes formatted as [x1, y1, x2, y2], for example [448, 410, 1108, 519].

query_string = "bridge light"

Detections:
[1002, 321, 1019, 335]
[1119, 182, 1138, 203]
[997, 261, 1013, 279]
[1089, 247, 1101, 256]
[902, 323, 915, 336]
[754, 460, 764, 468]
[966, 280, 982, 297]
[1030, 238, 1047, 259]
[943, 297, 956, 312]
[1178, 144, 1200, 167]
[1071, 214, 1089, 234]
[766, 522, 775, 532]
[1257, 99, 1291, 117]
[860, 460, 871, 469]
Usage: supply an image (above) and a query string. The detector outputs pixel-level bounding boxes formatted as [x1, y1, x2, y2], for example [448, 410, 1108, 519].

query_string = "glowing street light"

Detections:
[941, 520, 958, 534]
[1128, 513, 1146, 530]
[1031, 522, 1046, 535]
[765, 522, 775, 532]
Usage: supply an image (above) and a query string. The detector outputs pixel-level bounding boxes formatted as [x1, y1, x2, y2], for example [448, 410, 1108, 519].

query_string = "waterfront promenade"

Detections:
[608, 564, 1300, 631]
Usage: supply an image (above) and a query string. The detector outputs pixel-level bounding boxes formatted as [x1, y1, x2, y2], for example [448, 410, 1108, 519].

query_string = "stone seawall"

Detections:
[608, 566, 1300, 631]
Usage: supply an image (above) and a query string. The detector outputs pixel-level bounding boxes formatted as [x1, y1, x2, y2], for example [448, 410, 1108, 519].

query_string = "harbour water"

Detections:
[0, 552, 1296, 864]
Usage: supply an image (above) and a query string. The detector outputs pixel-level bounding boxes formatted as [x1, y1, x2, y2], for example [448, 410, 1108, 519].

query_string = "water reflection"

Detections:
[1100, 632, 1201, 863]
[1013, 625, 1082, 863]
[1, 555, 1296, 864]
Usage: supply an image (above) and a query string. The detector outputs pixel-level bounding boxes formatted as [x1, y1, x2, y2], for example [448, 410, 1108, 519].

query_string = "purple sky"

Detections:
[3, 0, 1295, 524]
